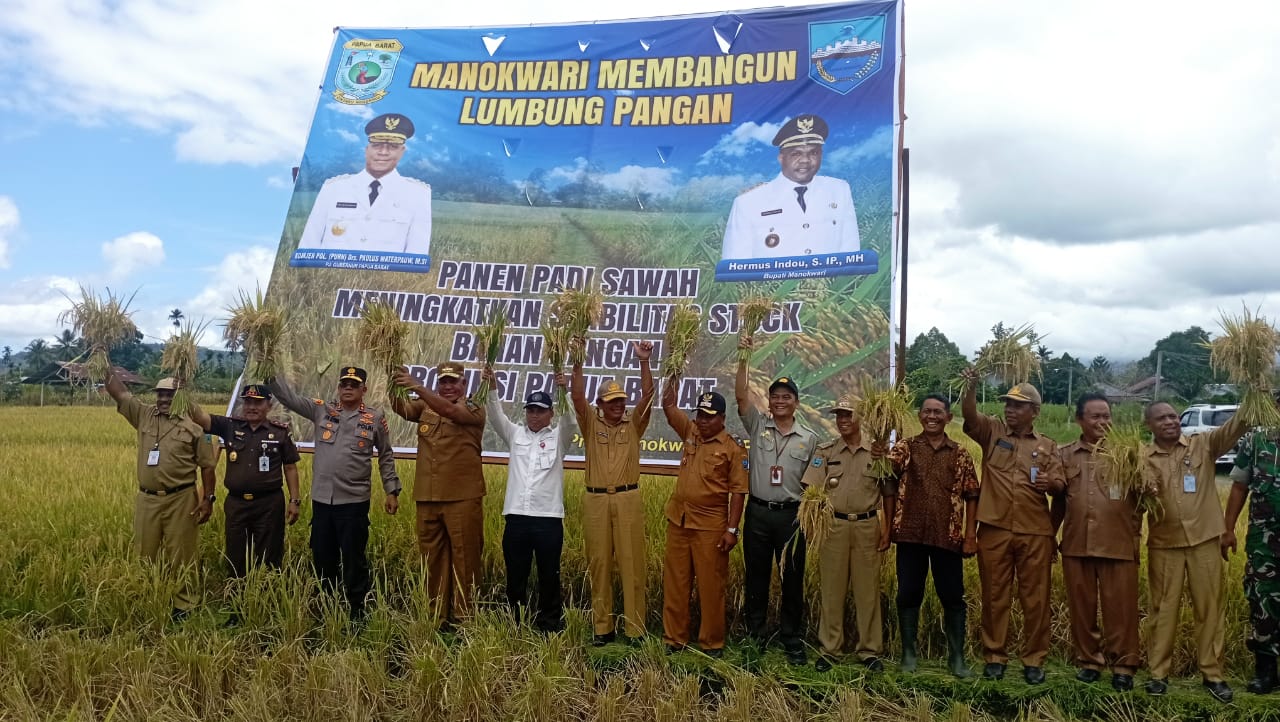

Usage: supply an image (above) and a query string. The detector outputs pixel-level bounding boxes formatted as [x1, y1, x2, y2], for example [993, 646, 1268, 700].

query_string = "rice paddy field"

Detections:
[0, 402, 1274, 721]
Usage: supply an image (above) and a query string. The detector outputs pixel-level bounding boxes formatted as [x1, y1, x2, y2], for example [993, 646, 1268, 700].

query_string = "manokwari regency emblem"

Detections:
[808, 15, 886, 95]
[333, 39, 404, 105]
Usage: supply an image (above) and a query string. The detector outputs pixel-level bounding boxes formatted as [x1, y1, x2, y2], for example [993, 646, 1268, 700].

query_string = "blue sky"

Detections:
[1, 0, 1278, 360]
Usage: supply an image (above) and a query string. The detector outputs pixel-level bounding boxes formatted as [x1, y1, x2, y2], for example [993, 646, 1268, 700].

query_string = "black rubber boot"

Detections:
[1247, 652, 1277, 695]
[898, 607, 919, 672]
[944, 607, 972, 679]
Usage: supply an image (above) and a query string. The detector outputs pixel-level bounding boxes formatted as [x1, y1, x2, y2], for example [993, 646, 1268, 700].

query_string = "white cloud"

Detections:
[595, 165, 682, 197]
[0, 196, 18, 269]
[332, 128, 360, 144]
[266, 174, 295, 189]
[181, 245, 277, 343]
[699, 120, 784, 163]
[0, 276, 80, 348]
[101, 232, 165, 279]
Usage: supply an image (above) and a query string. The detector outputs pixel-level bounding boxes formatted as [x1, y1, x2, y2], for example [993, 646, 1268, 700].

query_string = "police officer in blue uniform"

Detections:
[298, 113, 433, 256]
[721, 113, 860, 260]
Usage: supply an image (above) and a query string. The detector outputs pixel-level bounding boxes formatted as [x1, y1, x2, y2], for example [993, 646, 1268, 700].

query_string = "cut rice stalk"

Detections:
[973, 323, 1041, 387]
[1097, 422, 1162, 522]
[552, 285, 606, 366]
[471, 301, 510, 404]
[540, 323, 572, 414]
[798, 483, 833, 551]
[58, 286, 139, 383]
[357, 299, 412, 400]
[223, 286, 288, 381]
[1207, 306, 1280, 427]
[160, 319, 210, 417]
[736, 293, 776, 363]
[855, 378, 914, 479]
[660, 301, 702, 379]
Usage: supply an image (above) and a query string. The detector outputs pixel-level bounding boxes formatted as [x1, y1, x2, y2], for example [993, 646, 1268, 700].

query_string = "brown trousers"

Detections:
[662, 523, 729, 650]
[1147, 539, 1225, 681]
[817, 514, 884, 658]
[1061, 555, 1140, 674]
[416, 498, 484, 622]
[976, 524, 1053, 666]
[583, 489, 647, 637]
[134, 487, 200, 611]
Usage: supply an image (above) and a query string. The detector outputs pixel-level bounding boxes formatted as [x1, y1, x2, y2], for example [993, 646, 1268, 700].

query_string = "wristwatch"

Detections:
[289, 498, 301, 506]
[205, 494, 216, 503]
[727, 527, 739, 536]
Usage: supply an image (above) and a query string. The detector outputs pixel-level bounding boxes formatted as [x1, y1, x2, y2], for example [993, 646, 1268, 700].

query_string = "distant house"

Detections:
[21, 362, 146, 387]
[1099, 375, 1163, 404]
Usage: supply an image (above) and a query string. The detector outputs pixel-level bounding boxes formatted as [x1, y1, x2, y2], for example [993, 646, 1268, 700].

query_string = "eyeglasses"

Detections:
[338, 380, 362, 389]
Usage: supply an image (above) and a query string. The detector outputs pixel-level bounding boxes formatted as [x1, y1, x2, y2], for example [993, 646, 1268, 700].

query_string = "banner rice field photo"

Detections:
[1, 402, 1274, 722]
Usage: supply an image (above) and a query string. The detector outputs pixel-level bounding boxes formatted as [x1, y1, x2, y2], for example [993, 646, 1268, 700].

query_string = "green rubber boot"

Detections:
[944, 607, 972, 679]
[898, 607, 919, 673]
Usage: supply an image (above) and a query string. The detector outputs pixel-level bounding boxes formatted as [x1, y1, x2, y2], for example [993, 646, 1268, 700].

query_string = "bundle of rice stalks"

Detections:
[356, 299, 412, 401]
[160, 319, 209, 417]
[1097, 422, 1162, 521]
[551, 285, 605, 365]
[223, 287, 288, 381]
[798, 483, 833, 551]
[856, 378, 914, 479]
[540, 323, 572, 414]
[973, 323, 1040, 387]
[736, 293, 776, 363]
[660, 301, 702, 379]
[58, 286, 138, 382]
[1207, 306, 1280, 428]
[471, 302, 509, 403]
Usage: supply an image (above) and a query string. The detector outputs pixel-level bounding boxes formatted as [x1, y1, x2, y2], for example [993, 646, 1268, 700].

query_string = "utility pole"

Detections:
[1067, 366, 1074, 406]
[1153, 350, 1163, 400]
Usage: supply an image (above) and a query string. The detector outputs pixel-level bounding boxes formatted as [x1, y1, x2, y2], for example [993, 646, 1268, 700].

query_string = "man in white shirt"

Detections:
[297, 112, 432, 256]
[484, 369, 573, 632]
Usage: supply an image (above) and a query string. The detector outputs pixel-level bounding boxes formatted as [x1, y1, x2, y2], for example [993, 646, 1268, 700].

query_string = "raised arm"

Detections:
[662, 374, 692, 439]
[393, 367, 481, 425]
[570, 344, 590, 421]
[633, 341, 656, 432]
[187, 401, 213, 433]
[482, 367, 517, 444]
[960, 366, 979, 425]
[103, 362, 131, 404]
[266, 372, 318, 421]
[735, 336, 752, 416]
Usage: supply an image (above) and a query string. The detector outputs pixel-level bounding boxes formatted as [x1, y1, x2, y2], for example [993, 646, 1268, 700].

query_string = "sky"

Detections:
[0, 0, 1277, 363]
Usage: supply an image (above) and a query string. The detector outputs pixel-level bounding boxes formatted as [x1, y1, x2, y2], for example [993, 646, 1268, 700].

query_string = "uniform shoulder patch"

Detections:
[268, 419, 291, 429]
[730, 433, 746, 448]
[312, 398, 324, 406]
[466, 399, 481, 413]
[811, 457, 824, 467]
[817, 440, 836, 450]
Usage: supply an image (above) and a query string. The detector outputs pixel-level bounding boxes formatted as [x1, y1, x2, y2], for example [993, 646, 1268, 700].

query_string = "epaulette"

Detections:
[738, 182, 766, 196]
[730, 433, 746, 448]
[466, 399, 481, 413]
[1055, 440, 1072, 452]
[322, 173, 355, 185]
[817, 439, 836, 450]
[269, 419, 291, 429]
[312, 398, 324, 406]
[404, 176, 431, 189]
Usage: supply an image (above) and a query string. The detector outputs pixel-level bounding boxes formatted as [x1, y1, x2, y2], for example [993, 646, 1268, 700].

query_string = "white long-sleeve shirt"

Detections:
[486, 395, 573, 518]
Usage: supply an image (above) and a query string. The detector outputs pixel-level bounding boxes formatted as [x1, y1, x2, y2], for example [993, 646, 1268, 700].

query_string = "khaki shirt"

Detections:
[116, 395, 217, 490]
[1145, 413, 1247, 549]
[268, 376, 402, 504]
[964, 413, 1064, 536]
[576, 395, 653, 488]
[801, 435, 887, 515]
[392, 395, 486, 502]
[740, 406, 818, 502]
[1057, 439, 1142, 561]
[664, 415, 748, 531]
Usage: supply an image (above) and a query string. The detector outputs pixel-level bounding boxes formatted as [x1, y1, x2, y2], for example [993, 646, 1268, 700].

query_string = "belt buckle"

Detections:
[156, 489, 167, 496]
[244, 493, 255, 501]
[606, 486, 617, 495]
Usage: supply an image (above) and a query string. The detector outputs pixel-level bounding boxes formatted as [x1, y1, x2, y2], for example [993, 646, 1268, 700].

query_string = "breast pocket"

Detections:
[988, 444, 1018, 473]
[702, 452, 730, 479]
[824, 468, 845, 490]
[352, 428, 375, 456]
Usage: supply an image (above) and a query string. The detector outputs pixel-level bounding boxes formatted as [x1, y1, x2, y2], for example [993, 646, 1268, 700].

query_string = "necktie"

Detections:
[369, 180, 381, 206]
[794, 186, 807, 212]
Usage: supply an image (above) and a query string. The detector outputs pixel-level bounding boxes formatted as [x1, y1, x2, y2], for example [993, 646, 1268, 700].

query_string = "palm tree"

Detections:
[168, 308, 184, 332]
[52, 329, 83, 362]
[23, 338, 55, 375]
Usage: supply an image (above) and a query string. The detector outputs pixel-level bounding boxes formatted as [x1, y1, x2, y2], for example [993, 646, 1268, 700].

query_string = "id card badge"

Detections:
[146, 446, 160, 466]
[1029, 466, 1039, 485]
[1109, 484, 1122, 500]
[770, 465, 784, 486]
[259, 455, 271, 472]
[1183, 474, 1197, 493]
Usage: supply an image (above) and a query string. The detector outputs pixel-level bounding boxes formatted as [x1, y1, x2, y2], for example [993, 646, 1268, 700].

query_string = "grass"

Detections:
[0, 405, 1271, 721]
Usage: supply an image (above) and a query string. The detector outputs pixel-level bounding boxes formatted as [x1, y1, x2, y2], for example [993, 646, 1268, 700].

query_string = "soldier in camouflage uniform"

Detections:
[1223, 391, 1280, 695]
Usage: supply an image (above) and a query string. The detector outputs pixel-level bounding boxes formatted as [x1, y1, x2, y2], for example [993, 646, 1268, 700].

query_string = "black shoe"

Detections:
[1204, 680, 1234, 703]
[1023, 666, 1045, 685]
[1146, 678, 1168, 696]
[1075, 668, 1101, 684]
[625, 634, 645, 647]
[785, 647, 808, 665]
[665, 644, 684, 655]
[898, 607, 920, 673]
[863, 656, 884, 672]
[222, 612, 241, 628]
[1112, 674, 1134, 692]
[983, 662, 1006, 680]
[1247, 653, 1278, 694]
[170, 608, 191, 623]
[702, 647, 724, 659]
[815, 655, 835, 672]
[592, 631, 616, 647]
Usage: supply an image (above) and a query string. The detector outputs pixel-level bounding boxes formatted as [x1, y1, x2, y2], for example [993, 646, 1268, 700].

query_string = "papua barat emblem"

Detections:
[808, 15, 887, 94]
[333, 38, 404, 105]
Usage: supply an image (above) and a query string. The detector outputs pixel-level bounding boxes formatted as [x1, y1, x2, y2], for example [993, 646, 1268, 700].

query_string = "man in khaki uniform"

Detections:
[392, 361, 486, 627]
[1053, 393, 1144, 692]
[1143, 401, 1247, 702]
[571, 341, 654, 644]
[803, 396, 891, 672]
[104, 372, 218, 620]
[961, 370, 1064, 684]
[660, 387, 748, 656]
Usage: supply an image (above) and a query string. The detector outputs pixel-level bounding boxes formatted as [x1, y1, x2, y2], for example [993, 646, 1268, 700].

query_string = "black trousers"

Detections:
[502, 514, 564, 629]
[224, 491, 285, 576]
[895, 541, 965, 611]
[742, 501, 806, 648]
[311, 500, 371, 616]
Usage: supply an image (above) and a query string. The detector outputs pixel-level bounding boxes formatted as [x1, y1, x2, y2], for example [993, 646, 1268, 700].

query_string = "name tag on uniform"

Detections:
[336, 202, 358, 208]
[147, 447, 160, 466]
[770, 465, 783, 486]
[1109, 484, 1121, 500]
[259, 455, 271, 472]
[1183, 474, 1196, 493]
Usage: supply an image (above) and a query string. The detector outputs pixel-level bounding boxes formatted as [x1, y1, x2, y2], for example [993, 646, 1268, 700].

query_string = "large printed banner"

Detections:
[264, 0, 903, 464]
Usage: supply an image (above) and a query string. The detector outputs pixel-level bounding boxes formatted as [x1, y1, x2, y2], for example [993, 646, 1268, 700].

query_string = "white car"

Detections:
[1179, 404, 1239, 466]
